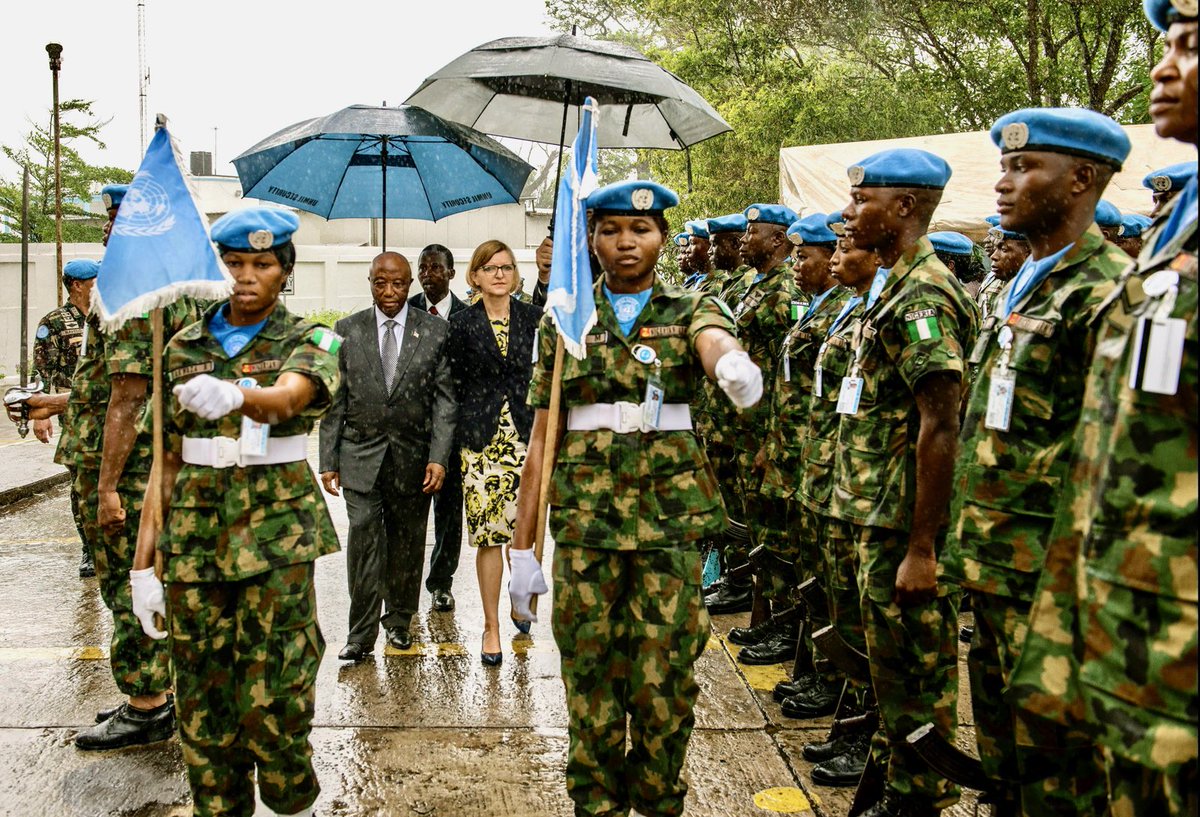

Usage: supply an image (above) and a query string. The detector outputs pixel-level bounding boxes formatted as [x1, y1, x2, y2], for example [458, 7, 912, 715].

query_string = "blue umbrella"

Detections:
[232, 104, 534, 249]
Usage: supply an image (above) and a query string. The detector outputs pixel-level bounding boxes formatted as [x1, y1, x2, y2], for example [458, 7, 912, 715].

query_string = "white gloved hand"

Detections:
[715, 350, 763, 409]
[509, 548, 549, 624]
[173, 374, 245, 420]
[130, 567, 168, 640]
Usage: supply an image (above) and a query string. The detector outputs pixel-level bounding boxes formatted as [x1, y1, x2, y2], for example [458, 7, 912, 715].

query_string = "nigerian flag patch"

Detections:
[311, 327, 343, 354]
[904, 308, 941, 342]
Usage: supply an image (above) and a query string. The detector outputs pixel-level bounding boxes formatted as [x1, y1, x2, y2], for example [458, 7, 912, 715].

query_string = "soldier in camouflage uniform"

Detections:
[130, 208, 340, 817]
[675, 220, 712, 292]
[1008, 5, 1198, 814]
[941, 107, 1132, 817]
[33, 258, 94, 577]
[978, 225, 1030, 322]
[511, 180, 762, 817]
[832, 149, 979, 817]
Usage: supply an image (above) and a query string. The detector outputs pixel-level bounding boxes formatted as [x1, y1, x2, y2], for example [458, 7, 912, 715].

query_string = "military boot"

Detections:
[781, 677, 840, 718]
[810, 730, 871, 787]
[772, 671, 821, 702]
[728, 617, 777, 647]
[704, 577, 753, 614]
[79, 546, 95, 578]
[75, 700, 175, 750]
[737, 621, 798, 665]
[859, 791, 940, 817]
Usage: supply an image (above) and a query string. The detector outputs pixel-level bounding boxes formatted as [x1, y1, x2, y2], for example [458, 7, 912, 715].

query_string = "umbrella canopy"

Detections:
[232, 105, 534, 227]
[404, 35, 731, 150]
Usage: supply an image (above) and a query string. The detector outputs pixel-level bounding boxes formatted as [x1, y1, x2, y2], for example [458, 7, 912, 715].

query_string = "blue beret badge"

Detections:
[631, 188, 654, 211]
[248, 230, 274, 250]
[1001, 122, 1030, 150]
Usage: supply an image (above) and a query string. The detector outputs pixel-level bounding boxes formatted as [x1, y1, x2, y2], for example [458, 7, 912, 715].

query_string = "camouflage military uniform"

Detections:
[829, 236, 979, 808]
[160, 301, 341, 817]
[528, 277, 733, 817]
[64, 301, 200, 697]
[1010, 198, 1197, 817]
[975, 272, 1005, 323]
[942, 225, 1125, 814]
[35, 302, 90, 556]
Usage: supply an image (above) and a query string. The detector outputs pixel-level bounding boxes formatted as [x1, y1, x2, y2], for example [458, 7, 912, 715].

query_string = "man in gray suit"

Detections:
[319, 251, 457, 661]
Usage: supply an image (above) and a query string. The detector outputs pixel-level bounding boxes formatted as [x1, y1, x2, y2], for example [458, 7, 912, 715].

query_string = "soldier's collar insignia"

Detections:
[248, 230, 274, 250]
[847, 166, 865, 186]
[630, 188, 654, 210]
[1002, 122, 1030, 150]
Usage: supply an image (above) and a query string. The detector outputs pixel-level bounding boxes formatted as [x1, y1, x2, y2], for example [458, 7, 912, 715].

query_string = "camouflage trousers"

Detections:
[67, 467, 90, 560]
[167, 562, 324, 817]
[705, 441, 746, 566]
[552, 545, 708, 817]
[788, 505, 831, 680]
[744, 491, 793, 604]
[819, 519, 865, 693]
[1103, 748, 1198, 817]
[74, 466, 171, 696]
[969, 592, 1107, 816]
[852, 524, 960, 809]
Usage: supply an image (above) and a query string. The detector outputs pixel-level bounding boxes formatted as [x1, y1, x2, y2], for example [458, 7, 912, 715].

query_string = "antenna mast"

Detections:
[138, 0, 149, 153]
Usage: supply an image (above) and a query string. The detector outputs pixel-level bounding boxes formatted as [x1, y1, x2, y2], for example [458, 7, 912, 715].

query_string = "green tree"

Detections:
[0, 99, 133, 243]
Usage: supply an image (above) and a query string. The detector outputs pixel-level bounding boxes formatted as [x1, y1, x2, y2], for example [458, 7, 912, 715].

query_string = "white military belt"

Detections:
[181, 435, 309, 469]
[567, 402, 692, 434]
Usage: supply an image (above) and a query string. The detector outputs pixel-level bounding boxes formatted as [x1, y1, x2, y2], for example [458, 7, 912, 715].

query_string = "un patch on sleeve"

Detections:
[36, 325, 50, 340]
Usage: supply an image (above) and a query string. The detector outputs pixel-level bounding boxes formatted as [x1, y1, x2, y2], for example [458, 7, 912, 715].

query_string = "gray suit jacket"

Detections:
[318, 306, 457, 495]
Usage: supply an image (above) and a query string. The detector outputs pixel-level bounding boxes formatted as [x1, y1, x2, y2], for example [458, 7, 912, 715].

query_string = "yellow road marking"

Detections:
[713, 635, 791, 691]
[753, 786, 816, 814]
[0, 646, 107, 660]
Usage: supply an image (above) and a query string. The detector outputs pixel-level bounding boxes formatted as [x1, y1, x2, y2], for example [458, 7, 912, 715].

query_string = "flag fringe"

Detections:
[92, 279, 231, 334]
[545, 290, 596, 361]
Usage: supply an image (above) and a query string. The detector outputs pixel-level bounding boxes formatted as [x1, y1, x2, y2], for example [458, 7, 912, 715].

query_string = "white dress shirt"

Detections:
[427, 293, 452, 319]
[375, 303, 408, 358]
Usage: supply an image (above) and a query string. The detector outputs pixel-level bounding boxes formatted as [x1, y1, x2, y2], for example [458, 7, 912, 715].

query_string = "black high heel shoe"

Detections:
[481, 633, 503, 666]
[511, 616, 532, 634]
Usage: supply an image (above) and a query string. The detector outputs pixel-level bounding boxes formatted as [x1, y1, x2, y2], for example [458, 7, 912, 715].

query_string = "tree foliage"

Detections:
[546, 0, 1160, 223]
[0, 99, 133, 243]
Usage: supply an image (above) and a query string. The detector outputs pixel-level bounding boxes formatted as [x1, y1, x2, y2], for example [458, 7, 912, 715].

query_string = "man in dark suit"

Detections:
[319, 251, 457, 661]
[408, 244, 469, 612]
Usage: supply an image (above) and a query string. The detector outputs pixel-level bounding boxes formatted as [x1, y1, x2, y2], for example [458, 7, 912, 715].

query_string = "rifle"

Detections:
[812, 624, 872, 683]
[906, 723, 1014, 795]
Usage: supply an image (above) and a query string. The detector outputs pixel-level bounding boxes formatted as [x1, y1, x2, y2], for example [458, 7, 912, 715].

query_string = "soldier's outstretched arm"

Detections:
[694, 326, 741, 379]
[4, 390, 68, 421]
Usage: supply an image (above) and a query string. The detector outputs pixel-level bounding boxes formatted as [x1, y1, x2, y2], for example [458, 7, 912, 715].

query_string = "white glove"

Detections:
[173, 374, 244, 420]
[509, 548, 549, 624]
[130, 567, 168, 640]
[715, 350, 763, 409]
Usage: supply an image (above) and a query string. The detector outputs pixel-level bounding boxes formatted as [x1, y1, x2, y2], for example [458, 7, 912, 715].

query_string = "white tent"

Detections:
[779, 124, 1195, 238]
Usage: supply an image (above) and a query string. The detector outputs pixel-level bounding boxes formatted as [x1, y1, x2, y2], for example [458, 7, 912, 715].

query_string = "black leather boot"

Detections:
[76, 700, 175, 750]
[704, 578, 753, 614]
[781, 678, 841, 718]
[811, 730, 871, 786]
[729, 617, 777, 647]
[772, 671, 821, 703]
[738, 622, 798, 665]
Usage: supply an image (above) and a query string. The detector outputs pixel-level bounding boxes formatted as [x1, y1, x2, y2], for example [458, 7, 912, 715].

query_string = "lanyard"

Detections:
[998, 243, 1073, 323]
[800, 284, 838, 325]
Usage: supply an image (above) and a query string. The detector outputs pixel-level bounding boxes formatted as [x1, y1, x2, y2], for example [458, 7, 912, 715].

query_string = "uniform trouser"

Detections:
[67, 466, 90, 558]
[1103, 749, 1198, 817]
[969, 591, 1107, 816]
[743, 488, 792, 604]
[553, 545, 708, 817]
[852, 523, 960, 809]
[343, 453, 432, 645]
[167, 563, 323, 817]
[706, 442, 745, 567]
[75, 466, 171, 696]
[424, 450, 462, 592]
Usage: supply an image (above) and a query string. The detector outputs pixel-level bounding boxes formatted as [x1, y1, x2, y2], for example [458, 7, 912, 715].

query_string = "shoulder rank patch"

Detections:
[310, 327, 343, 354]
[585, 331, 609, 345]
[1006, 313, 1055, 338]
[241, 359, 283, 375]
[638, 325, 687, 339]
[168, 361, 215, 381]
[905, 309, 941, 342]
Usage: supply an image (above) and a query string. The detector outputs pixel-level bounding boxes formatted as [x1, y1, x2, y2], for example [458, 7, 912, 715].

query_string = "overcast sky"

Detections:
[4, 0, 559, 179]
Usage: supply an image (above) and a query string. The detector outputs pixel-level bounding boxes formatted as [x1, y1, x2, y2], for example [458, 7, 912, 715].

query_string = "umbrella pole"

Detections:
[548, 80, 572, 221]
[381, 136, 388, 252]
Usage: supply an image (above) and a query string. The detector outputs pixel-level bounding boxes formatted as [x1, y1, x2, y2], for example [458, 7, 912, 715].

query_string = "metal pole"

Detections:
[46, 43, 63, 307]
[549, 79, 572, 223]
[138, 0, 148, 154]
[20, 167, 30, 389]
[381, 136, 388, 252]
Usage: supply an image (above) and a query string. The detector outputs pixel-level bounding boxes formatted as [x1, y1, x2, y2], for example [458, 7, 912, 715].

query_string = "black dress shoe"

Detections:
[75, 701, 175, 751]
[811, 732, 871, 786]
[772, 672, 821, 703]
[79, 549, 95, 579]
[431, 588, 455, 612]
[738, 624, 798, 665]
[728, 618, 777, 647]
[387, 628, 413, 650]
[97, 693, 173, 724]
[781, 680, 840, 719]
[338, 642, 373, 662]
[704, 580, 753, 614]
[959, 624, 975, 643]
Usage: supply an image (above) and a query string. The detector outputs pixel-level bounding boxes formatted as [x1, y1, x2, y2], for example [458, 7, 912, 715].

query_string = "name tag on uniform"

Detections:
[1128, 316, 1185, 395]
[836, 376, 863, 415]
[985, 372, 1016, 431]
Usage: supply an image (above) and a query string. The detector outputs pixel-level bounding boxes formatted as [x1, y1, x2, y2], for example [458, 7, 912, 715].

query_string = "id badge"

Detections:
[985, 371, 1016, 431]
[783, 354, 791, 382]
[1128, 316, 1186, 395]
[237, 377, 270, 457]
[642, 365, 664, 431]
[813, 365, 823, 397]
[836, 376, 863, 415]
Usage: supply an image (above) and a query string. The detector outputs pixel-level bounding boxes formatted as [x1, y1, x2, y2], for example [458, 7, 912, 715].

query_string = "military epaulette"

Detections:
[240, 359, 283, 375]
[309, 327, 343, 354]
[168, 361, 215, 381]
[827, 335, 850, 349]
[1006, 313, 1056, 338]
[637, 325, 687, 339]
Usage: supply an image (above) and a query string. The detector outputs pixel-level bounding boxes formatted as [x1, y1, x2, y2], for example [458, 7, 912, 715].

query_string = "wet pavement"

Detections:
[0, 442, 982, 817]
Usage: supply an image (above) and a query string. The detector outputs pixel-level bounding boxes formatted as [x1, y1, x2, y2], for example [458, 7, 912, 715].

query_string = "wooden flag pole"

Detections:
[530, 335, 566, 616]
[150, 307, 166, 631]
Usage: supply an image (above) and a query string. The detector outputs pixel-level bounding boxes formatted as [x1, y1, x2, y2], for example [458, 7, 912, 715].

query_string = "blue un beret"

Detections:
[929, 231, 975, 256]
[707, 213, 749, 235]
[787, 213, 838, 246]
[1119, 213, 1153, 237]
[1095, 200, 1123, 228]
[991, 107, 1131, 170]
[826, 211, 847, 236]
[984, 214, 1026, 241]
[63, 259, 100, 281]
[1145, 0, 1197, 31]
[210, 207, 301, 250]
[101, 184, 128, 211]
[685, 220, 710, 240]
[744, 203, 799, 227]
[672, 232, 690, 248]
[586, 180, 678, 215]
[847, 149, 952, 189]
[1143, 161, 1197, 193]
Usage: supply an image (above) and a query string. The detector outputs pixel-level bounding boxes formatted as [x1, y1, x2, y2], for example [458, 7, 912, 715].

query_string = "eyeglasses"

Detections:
[480, 264, 516, 275]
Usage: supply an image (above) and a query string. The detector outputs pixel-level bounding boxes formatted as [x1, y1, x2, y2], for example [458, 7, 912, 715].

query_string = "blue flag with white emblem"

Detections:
[546, 98, 600, 360]
[94, 125, 231, 331]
